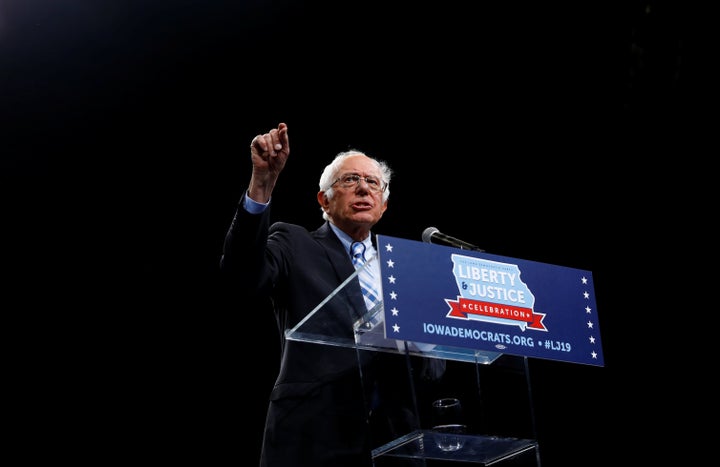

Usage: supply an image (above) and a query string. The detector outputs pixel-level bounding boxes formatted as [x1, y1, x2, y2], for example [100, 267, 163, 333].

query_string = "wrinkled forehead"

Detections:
[337, 155, 380, 177]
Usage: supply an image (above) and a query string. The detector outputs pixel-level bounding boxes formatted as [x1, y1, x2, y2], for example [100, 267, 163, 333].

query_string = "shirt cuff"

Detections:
[243, 191, 269, 214]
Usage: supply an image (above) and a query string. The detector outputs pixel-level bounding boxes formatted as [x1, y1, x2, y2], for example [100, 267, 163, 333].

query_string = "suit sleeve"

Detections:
[219, 192, 272, 295]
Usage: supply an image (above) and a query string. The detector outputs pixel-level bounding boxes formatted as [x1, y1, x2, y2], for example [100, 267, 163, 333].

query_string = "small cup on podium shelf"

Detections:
[431, 397, 467, 452]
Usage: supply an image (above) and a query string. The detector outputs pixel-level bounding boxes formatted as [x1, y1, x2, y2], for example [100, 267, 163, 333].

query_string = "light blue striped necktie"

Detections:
[350, 241, 380, 310]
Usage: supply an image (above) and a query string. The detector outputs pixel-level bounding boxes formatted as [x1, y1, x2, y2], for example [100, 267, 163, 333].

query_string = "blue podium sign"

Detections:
[376, 235, 604, 367]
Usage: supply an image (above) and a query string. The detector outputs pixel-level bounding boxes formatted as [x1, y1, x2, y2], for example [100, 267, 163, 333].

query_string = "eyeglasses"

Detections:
[331, 173, 387, 193]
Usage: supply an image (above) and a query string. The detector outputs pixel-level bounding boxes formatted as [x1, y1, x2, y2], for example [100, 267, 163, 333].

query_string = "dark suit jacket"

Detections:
[220, 194, 379, 467]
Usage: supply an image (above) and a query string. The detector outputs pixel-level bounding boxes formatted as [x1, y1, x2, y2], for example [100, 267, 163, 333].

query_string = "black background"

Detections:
[2, 1, 695, 465]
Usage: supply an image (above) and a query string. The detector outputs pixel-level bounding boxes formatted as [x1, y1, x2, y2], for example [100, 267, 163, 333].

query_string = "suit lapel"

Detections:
[314, 222, 367, 323]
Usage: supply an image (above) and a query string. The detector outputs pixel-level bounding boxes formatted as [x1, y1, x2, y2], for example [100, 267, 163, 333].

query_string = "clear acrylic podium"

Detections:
[286, 259, 541, 466]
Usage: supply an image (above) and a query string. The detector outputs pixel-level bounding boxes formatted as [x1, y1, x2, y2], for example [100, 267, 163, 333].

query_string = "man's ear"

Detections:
[317, 191, 329, 210]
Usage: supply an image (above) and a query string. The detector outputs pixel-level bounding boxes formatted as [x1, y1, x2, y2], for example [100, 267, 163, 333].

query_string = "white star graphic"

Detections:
[391, 307, 399, 316]
[384, 243, 394, 252]
[581, 276, 588, 284]
[392, 324, 400, 333]
[388, 275, 396, 284]
[585, 306, 592, 314]
[587, 321, 594, 329]
[386, 259, 395, 268]
[389, 291, 398, 300]
[583, 291, 590, 299]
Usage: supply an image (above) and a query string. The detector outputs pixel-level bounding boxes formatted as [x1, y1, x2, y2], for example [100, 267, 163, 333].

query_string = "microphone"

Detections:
[422, 227, 484, 251]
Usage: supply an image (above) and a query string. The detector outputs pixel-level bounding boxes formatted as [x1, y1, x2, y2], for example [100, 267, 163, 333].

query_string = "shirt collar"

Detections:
[328, 222, 372, 256]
